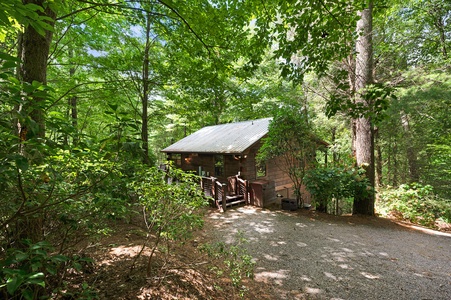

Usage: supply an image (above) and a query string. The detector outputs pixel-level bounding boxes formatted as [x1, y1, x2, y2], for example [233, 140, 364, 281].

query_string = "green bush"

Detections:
[0, 240, 94, 299]
[128, 165, 208, 277]
[377, 184, 451, 227]
[199, 231, 255, 298]
[304, 165, 370, 214]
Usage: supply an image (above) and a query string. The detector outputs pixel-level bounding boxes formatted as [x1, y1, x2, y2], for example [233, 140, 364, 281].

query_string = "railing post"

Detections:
[244, 180, 249, 204]
[212, 178, 218, 208]
[222, 183, 227, 212]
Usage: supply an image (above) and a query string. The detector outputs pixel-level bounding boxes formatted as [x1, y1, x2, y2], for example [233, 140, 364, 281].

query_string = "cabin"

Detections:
[161, 118, 323, 210]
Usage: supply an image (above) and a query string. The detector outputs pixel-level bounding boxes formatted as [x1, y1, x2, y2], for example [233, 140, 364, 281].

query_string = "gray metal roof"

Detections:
[161, 118, 272, 154]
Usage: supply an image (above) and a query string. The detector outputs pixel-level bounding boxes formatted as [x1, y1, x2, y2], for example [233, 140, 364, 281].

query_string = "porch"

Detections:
[200, 173, 277, 212]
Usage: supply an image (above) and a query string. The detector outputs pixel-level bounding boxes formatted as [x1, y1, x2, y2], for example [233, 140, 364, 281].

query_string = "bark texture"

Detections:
[353, 2, 375, 215]
[18, 0, 56, 139]
[401, 112, 419, 182]
[141, 12, 151, 165]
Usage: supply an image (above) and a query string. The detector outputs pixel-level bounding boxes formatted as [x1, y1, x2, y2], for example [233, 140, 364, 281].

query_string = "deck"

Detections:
[200, 174, 249, 212]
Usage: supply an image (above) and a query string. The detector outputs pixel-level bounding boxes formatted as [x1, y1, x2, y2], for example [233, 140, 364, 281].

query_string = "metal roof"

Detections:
[161, 118, 272, 154]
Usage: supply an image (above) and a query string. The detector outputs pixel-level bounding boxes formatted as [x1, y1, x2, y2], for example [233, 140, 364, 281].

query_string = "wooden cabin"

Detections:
[161, 118, 323, 208]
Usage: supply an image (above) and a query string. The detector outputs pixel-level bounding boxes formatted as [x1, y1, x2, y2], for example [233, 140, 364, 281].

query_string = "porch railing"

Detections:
[200, 174, 247, 212]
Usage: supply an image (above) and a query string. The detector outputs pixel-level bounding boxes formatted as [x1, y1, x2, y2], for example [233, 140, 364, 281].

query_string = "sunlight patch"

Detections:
[236, 207, 259, 214]
[339, 264, 353, 270]
[304, 287, 322, 294]
[296, 241, 308, 247]
[254, 224, 274, 233]
[255, 269, 289, 286]
[263, 254, 279, 261]
[110, 245, 143, 257]
[327, 237, 341, 242]
[324, 272, 338, 281]
[361, 272, 380, 279]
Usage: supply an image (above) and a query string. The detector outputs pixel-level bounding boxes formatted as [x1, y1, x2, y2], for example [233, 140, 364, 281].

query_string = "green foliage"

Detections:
[132, 166, 207, 241]
[253, 0, 359, 83]
[200, 231, 255, 297]
[374, 0, 451, 68]
[377, 184, 451, 228]
[0, 0, 56, 40]
[377, 68, 451, 196]
[0, 239, 93, 299]
[128, 165, 208, 276]
[304, 165, 371, 214]
[326, 82, 396, 123]
[257, 105, 316, 205]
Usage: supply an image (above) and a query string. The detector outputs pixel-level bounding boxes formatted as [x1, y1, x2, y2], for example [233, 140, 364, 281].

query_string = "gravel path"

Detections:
[206, 206, 451, 300]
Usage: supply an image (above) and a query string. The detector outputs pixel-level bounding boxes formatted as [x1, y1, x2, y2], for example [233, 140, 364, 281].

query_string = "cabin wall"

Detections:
[165, 140, 313, 206]
[264, 156, 312, 205]
[224, 155, 241, 179]
[240, 141, 261, 180]
[179, 153, 215, 176]
[170, 153, 241, 181]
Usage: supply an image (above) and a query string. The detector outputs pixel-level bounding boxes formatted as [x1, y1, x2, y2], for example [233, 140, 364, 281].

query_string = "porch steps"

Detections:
[219, 195, 245, 207]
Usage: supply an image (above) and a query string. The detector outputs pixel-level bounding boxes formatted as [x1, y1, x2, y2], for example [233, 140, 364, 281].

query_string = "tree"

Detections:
[352, 1, 375, 215]
[247, 0, 380, 215]
[257, 105, 316, 208]
[17, 0, 57, 140]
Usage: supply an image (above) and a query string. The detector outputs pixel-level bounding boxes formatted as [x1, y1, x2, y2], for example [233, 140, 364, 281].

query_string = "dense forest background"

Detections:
[0, 0, 450, 298]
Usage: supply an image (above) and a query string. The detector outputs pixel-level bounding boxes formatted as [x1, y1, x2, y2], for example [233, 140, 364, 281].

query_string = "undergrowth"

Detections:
[199, 231, 255, 298]
[377, 183, 451, 229]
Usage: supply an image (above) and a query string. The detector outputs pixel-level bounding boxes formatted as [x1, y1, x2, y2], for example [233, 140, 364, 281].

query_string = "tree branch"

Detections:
[156, 0, 212, 56]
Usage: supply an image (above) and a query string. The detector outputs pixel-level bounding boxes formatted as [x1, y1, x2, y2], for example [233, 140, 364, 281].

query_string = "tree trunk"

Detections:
[375, 127, 382, 187]
[392, 144, 399, 187]
[401, 112, 419, 182]
[68, 48, 78, 146]
[353, 2, 375, 215]
[141, 12, 151, 165]
[18, 0, 56, 139]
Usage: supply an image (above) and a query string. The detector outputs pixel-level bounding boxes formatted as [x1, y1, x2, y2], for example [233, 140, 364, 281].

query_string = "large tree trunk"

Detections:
[18, 0, 56, 139]
[353, 2, 375, 215]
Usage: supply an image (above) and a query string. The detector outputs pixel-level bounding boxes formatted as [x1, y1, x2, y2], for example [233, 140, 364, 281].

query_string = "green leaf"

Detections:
[7, 276, 23, 295]
[27, 272, 45, 287]
[51, 254, 69, 262]
[15, 251, 28, 262]
[14, 155, 29, 172]
[24, 3, 45, 13]
[22, 289, 34, 300]
[108, 104, 118, 112]
[0, 52, 19, 61]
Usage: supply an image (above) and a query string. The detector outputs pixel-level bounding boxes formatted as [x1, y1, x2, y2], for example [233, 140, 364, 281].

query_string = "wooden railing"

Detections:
[201, 174, 247, 212]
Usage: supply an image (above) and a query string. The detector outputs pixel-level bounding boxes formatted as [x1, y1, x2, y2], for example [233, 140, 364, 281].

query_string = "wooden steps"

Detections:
[218, 194, 245, 207]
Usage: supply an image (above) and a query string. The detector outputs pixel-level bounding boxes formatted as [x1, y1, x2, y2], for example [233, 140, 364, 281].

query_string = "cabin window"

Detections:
[170, 153, 181, 167]
[214, 155, 224, 176]
[256, 162, 266, 178]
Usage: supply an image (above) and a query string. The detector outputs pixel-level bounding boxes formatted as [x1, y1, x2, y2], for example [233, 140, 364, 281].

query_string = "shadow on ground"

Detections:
[207, 206, 451, 300]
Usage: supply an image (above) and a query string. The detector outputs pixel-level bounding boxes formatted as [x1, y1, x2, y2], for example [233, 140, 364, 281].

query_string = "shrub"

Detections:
[199, 231, 255, 298]
[377, 184, 451, 227]
[304, 165, 370, 214]
[0, 240, 94, 299]
[128, 165, 208, 277]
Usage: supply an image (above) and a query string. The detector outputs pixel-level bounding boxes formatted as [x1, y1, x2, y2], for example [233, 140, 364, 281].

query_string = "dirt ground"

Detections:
[70, 207, 451, 299]
[205, 206, 451, 300]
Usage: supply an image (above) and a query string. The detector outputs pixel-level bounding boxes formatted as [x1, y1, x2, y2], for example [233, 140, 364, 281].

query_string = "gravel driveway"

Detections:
[207, 206, 451, 300]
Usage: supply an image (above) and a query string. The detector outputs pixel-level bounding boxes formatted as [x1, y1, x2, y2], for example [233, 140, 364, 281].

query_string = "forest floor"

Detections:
[71, 207, 451, 299]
